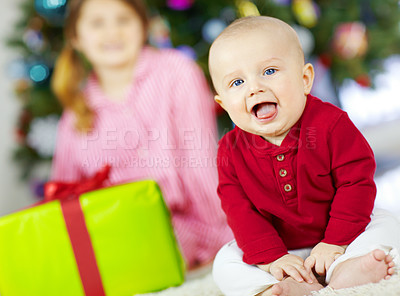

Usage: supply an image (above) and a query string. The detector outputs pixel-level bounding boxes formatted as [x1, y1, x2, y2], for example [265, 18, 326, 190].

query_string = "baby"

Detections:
[209, 16, 400, 296]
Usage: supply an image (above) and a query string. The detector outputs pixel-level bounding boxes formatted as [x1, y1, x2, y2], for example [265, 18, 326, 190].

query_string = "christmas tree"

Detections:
[6, 0, 400, 183]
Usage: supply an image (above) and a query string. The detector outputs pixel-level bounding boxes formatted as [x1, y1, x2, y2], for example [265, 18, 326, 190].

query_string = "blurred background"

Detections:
[1, 0, 400, 216]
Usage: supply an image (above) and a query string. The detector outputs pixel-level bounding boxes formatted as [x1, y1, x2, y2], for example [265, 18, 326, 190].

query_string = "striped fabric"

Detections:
[51, 46, 233, 268]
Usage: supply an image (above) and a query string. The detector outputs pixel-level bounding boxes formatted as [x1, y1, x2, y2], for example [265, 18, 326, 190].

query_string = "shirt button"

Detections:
[276, 154, 285, 161]
[279, 169, 287, 177]
[284, 184, 292, 192]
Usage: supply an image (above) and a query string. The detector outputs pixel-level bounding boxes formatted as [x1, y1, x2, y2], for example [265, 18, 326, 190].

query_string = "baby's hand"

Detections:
[258, 254, 315, 284]
[304, 242, 347, 276]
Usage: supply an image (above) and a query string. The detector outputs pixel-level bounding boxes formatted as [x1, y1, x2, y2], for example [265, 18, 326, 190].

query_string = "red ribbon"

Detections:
[44, 165, 111, 201]
[44, 165, 111, 296]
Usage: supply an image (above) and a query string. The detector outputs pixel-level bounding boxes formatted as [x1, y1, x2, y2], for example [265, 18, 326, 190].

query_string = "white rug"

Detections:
[138, 268, 400, 296]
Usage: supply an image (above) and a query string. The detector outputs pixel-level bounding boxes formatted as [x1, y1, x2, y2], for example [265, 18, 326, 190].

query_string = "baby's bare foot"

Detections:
[260, 277, 322, 296]
[329, 249, 395, 289]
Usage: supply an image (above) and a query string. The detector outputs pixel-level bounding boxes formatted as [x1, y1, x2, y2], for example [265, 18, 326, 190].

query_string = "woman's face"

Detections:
[72, 0, 145, 70]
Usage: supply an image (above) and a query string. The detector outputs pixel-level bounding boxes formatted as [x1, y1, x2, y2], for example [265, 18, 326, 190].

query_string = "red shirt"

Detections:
[217, 95, 376, 265]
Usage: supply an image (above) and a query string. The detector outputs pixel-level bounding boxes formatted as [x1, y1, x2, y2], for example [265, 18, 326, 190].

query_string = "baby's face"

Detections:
[210, 24, 314, 144]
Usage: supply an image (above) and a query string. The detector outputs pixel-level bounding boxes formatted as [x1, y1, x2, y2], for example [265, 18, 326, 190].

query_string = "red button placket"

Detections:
[273, 152, 297, 205]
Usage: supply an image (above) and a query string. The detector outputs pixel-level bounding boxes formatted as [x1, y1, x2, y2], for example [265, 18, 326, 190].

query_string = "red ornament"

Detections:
[355, 74, 371, 87]
[214, 101, 226, 116]
[319, 53, 332, 68]
[15, 128, 27, 144]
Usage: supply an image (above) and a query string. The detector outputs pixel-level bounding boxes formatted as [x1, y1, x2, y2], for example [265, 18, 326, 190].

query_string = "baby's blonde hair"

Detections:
[209, 16, 305, 81]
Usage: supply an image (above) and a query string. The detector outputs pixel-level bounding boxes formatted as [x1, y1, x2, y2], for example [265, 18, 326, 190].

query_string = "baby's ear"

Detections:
[214, 95, 225, 110]
[303, 63, 315, 95]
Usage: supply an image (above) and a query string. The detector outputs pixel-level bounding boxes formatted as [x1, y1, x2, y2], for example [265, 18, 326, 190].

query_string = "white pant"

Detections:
[213, 209, 400, 296]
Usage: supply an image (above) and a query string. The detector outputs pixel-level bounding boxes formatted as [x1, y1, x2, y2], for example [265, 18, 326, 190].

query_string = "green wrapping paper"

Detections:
[0, 180, 184, 296]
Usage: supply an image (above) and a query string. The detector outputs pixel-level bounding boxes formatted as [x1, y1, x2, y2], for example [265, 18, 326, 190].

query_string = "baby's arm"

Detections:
[258, 254, 315, 284]
[304, 242, 347, 276]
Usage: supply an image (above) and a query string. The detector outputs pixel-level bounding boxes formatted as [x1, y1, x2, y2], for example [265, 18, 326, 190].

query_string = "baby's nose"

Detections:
[248, 83, 265, 97]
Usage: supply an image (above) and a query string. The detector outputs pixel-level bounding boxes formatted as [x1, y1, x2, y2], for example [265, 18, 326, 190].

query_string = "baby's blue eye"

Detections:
[264, 69, 276, 75]
[231, 79, 244, 87]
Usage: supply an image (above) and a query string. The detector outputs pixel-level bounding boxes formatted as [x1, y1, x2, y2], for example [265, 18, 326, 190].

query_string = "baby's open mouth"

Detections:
[252, 102, 277, 119]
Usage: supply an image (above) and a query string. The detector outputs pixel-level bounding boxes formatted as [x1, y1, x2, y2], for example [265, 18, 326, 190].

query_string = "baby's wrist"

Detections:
[257, 263, 271, 272]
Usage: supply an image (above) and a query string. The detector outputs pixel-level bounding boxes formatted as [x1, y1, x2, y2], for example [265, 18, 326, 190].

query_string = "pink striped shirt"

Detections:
[51, 46, 233, 268]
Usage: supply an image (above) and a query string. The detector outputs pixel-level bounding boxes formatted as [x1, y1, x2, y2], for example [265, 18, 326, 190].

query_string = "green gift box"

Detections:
[0, 180, 185, 296]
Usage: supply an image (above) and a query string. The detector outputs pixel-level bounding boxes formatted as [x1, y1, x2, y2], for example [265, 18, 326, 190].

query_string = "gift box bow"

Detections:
[44, 165, 111, 202]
